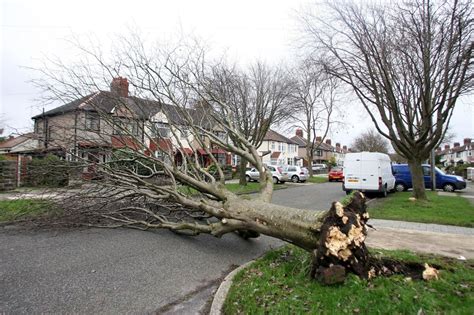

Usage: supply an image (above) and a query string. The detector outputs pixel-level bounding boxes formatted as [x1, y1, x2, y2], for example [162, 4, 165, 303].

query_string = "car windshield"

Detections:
[331, 167, 342, 171]
[435, 167, 446, 175]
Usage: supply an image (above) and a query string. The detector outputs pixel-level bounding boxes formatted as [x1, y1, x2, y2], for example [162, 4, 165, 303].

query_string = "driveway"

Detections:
[0, 182, 344, 314]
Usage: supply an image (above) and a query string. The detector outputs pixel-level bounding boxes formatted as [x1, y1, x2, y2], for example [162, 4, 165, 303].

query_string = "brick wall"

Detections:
[0, 160, 17, 191]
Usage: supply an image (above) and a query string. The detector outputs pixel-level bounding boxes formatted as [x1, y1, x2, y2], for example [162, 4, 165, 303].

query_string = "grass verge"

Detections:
[224, 245, 474, 314]
[0, 199, 59, 222]
[307, 176, 328, 184]
[369, 191, 474, 227]
[225, 182, 286, 194]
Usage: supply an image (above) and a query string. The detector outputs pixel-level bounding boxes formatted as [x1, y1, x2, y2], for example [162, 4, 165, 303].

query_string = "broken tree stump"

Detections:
[311, 191, 371, 282]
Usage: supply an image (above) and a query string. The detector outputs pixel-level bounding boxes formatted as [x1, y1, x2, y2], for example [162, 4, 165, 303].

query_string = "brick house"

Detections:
[31, 77, 231, 169]
[290, 129, 349, 166]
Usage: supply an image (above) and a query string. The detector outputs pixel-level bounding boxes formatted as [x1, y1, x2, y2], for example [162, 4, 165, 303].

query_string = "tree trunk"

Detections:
[238, 157, 248, 186]
[408, 158, 427, 200]
[233, 192, 370, 279]
[307, 148, 314, 177]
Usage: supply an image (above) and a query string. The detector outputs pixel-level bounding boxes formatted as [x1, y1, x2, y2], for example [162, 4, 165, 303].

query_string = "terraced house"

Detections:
[436, 138, 473, 166]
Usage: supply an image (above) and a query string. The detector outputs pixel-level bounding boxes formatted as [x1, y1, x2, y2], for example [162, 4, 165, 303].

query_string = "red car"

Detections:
[328, 167, 344, 182]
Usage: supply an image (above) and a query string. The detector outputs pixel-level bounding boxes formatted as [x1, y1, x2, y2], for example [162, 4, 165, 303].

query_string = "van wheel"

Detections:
[345, 190, 352, 195]
[395, 183, 406, 192]
[381, 186, 388, 198]
[443, 183, 455, 192]
[291, 175, 299, 183]
[272, 177, 278, 184]
[245, 175, 251, 182]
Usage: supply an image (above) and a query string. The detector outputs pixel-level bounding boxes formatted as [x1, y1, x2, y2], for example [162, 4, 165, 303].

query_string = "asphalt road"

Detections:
[0, 182, 345, 314]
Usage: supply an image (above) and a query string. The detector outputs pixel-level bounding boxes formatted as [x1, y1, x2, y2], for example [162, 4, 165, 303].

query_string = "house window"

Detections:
[214, 153, 227, 165]
[85, 112, 100, 131]
[180, 128, 189, 139]
[213, 131, 227, 142]
[113, 117, 139, 136]
[270, 158, 277, 165]
[154, 122, 170, 138]
[316, 150, 323, 157]
[271, 142, 275, 150]
[287, 158, 292, 165]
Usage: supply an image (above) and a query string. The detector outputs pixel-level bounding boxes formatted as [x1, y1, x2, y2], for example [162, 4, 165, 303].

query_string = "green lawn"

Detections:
[224, 245, 474, 314]
[307, 176, 328, 183]
[369, 191, 474, 227]
[0, 199, 58, 222]
[225, 182, 286, 194]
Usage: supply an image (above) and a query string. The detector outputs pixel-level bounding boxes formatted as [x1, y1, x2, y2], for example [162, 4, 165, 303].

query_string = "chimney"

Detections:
[444, 144, 450, 150]
[343, 145, 347, 151]
[464, 138, 471, 145]
[316, 136, 322, 142]
[296, 129, 303, 138]
[110, 77, 129, 97]
[436, 147, 441, 152]
[325, 139, 332, 146]
[454, 142, 460, 147]
[336, 143, 341, 148]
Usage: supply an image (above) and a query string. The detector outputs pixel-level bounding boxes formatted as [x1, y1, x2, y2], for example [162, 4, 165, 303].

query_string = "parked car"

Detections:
[392, 164, 466, 192]
[343, 152, 396, 197]
[245, 165, 288, 184]
[312, 164, 327, 172]
[328, 166, 344, 182]
[282, 165, 309, 183]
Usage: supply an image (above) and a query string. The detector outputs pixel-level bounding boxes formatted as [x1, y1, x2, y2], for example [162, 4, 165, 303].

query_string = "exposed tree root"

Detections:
[310, 191, 441, 284]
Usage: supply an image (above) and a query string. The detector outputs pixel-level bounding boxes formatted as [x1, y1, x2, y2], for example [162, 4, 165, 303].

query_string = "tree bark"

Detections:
[408, 159, 427, 200]
[238, 157, 248, 186]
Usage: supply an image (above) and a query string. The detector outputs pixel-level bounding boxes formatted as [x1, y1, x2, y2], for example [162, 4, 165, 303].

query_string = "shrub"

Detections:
[23, 154, 69, 187]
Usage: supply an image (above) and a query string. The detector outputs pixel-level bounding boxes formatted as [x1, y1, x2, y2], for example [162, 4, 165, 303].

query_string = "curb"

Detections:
[209, 260, 255, 315]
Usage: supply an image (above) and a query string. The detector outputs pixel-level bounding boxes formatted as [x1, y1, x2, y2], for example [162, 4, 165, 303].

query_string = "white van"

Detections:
[343, 152, 395, 197]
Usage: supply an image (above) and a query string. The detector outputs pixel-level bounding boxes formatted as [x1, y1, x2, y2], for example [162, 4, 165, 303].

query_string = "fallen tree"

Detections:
[31, 36, 424, 282]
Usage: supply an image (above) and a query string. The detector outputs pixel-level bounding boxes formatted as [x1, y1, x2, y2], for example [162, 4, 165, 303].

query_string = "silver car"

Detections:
[245, 165, 288, 184]
[283, 165, 309, 183]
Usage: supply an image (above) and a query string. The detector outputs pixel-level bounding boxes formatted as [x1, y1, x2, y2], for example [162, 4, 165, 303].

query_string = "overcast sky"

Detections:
[1, 0, 473, 147]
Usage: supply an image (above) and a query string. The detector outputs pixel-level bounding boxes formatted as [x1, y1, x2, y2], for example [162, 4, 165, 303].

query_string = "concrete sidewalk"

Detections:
[367, 227, 474, 259]
[370, 219, 474, 235]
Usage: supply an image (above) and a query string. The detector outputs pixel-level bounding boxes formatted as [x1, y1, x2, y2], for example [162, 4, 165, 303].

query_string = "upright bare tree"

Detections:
[208, 62, 295, 185]
[302, 0, 473, 199]
[291, 60, 340, 176]
[352, 129, 390, 154]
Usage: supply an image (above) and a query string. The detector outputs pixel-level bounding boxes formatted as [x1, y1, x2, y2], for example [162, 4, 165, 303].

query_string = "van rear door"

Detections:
[359, 159, 379, 190]
[344, 157, 362, 189]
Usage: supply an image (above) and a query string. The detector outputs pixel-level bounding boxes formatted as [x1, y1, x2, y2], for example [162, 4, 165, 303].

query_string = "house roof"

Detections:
[0, 133, 36, 149]
[290, 135, 307, 147]
[290, 135, 335, 151]
[264, 130, 298, 145]
[31, 91, 202, 126]
[436, 143, 473, 156]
